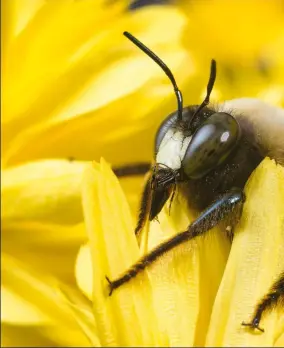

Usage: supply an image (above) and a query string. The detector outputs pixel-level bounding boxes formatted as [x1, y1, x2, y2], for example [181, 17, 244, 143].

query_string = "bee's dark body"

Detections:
[108, 31, 284, 334]
[149, 106, 266, 221]
[178, 108, 264, 212]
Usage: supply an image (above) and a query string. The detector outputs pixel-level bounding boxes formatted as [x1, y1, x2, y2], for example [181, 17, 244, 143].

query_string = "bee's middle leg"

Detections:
[242, 271, 284, 332]
[113, 163, 151, 177]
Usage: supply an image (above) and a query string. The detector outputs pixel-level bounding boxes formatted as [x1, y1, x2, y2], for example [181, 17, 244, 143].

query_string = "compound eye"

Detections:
[154, 111, 178, 154]
[182, 112, 241, 179]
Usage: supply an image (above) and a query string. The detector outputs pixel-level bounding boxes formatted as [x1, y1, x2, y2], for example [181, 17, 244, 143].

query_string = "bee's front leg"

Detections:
[106, 188, 245, 296]
[134, 173, 153, 238]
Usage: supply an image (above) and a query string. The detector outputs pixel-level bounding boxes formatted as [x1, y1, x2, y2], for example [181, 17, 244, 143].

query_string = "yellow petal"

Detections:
[2, 0, 125, 126]
[76, 178, 149, 300]
[81, 159, 164, 346]
[2, 252, 78, 326]
[275, 331, 284, 347]
[2, 220, 86, 282]
[1, 286, 50, 325]
[39, 324, 94, 347]
[75, 243, 93, 300]
[206, 158, 284, 346]
[2, 6, 192, 167]
[1, 0, 46, 77]
[2, 321, 95, 347]
[2, 323, 94, 347]
[144, 191, 230, 346]
[180, 0, 284, 106]
[1, 159, 85, 224]
[182, 0, 284, 65]
[1, 323, 54, 347]
[119, 175, 146, 217]
[5, 0, 45, 38]
[59, 285, 101, 346]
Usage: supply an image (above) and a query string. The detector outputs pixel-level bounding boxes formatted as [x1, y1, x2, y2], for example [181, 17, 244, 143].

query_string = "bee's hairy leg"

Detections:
[134, 173, 153, 238]
[242, 271, 284, 333]
[113, 162, 151, 177]
[106, 188, 245, 296]
[105, 276, 114, 296]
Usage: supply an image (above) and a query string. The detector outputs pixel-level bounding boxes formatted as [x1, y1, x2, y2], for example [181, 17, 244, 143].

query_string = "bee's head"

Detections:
[124, 32, 241, 220]
[155, 107, 241, 181]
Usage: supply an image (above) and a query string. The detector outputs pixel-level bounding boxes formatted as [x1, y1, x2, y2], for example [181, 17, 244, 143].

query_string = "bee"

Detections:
[108, 31, 284, 333]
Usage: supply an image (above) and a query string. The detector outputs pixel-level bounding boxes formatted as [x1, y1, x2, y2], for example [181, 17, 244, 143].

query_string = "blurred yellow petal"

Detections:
[2, 220, 86, 246]
[2, 323, 95, 348]
[206, 158, 284, 346]
[1, 0, 45, 70]
[179, 0, 284, 107]
[4, 0, 45, 37]
[275, 332, 284, 347]
[2, 0, 125, 126]
[182, 0, 284, 65]
[1, 323, 55, 348]
[1, 286, 50, 325]
[59, 285, 100, 346]
[2, 6, 193, 167]
[1, 159, 85, 224]
[38, 325, 94, 347]
[2, 251, 98, 346]
[2, 252, 77, 326]
[2, 221, 86, 282]
[82, 159, 164, 346]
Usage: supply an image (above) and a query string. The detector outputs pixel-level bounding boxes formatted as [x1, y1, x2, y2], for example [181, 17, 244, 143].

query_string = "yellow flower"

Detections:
[2, 1, 192, 168]
[1, 1, 194, 346]
[2, 0, 284, 346]
[181, 0, 284, 64]
[76, 156, 284, 347]
[180, 0, 284, 107]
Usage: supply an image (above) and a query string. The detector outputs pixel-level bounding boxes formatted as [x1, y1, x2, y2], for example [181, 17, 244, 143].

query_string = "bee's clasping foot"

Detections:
[241, 319, 265, 333]
[105, 276, 114, 296]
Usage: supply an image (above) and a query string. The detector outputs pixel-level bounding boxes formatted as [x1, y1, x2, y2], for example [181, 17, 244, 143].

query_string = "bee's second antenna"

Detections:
[191, 59, 217, 121]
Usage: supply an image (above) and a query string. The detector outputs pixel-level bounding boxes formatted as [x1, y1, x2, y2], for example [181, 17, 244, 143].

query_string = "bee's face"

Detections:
[155, 107, 241, 180]
[122, 32, 242, 219]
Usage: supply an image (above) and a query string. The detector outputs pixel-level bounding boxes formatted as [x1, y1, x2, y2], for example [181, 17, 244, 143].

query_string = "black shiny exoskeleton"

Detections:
[108, 32, 284, 333]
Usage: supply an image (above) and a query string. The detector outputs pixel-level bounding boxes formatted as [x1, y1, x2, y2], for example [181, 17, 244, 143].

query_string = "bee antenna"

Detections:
[191, 59, 217, 123]
[123, 31, 183, 121]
